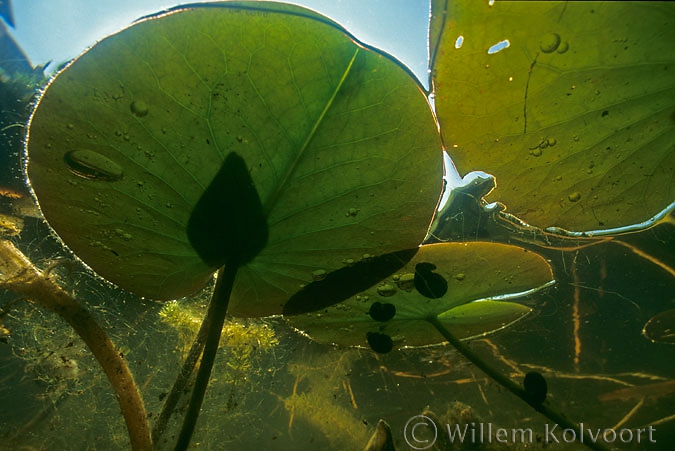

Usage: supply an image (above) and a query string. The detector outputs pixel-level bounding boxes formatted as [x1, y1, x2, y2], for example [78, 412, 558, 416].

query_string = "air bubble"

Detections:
[395, 273, 415, 291]
[556, 41, 569, 54]
[540, 33, 561, 53]
[64, 150, 123, 181]
[130, 100, 149, 117]
[114, 228, 133, 241]
[568, 192, 581, 202]
[312, 269, 327, 281]
[376, 283, 397, 297]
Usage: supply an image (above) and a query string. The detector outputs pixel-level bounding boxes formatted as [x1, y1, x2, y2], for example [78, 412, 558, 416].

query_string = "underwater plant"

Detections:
[0, 0, 673, 450]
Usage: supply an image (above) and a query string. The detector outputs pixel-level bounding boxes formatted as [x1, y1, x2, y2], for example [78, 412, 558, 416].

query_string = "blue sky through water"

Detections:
[8, 0, 459, 208]
[9, 0, 431, 87]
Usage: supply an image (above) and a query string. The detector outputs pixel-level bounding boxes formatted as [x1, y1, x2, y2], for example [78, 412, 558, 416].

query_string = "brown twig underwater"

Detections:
[0, 240, 152, 450]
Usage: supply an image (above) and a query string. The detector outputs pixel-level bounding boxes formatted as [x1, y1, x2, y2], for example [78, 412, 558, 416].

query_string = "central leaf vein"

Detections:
[263, 47, 361, 215]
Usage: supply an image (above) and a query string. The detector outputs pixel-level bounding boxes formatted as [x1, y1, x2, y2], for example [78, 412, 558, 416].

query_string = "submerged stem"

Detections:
[174, 263, 238, 451]
[427, 315, 612, 451]
[0, 241, 152, 450]
[152, 304, 210, 443]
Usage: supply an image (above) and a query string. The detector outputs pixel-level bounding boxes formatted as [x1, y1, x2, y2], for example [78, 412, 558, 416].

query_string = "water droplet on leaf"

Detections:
[540, 32, 561, 53]
[130, 100, 149, 117]
[568, 192, 581, 202]
[395, 273, 416, 291]
[311, 269, 327, 281]
[376, 283, 397, 297]
[64, 150, 123, 181]
[556, 41, 569, 54]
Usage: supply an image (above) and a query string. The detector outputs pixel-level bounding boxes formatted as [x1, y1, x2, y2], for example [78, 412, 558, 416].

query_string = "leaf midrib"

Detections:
[262, 47, 360, 216]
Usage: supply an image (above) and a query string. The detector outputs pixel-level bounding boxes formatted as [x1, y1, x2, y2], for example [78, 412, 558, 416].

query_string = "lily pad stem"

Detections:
[174, 263, 238, 451]
[152, 302, 210, 443]
[427, 315, 612, 451]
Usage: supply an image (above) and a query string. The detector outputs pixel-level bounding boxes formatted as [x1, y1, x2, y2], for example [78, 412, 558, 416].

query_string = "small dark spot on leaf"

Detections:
[414, 262, 448, 299]
[601, 110, 609, 117]
[366, 332, 393, 354]
[524, 371, 547, 404]
[368, 302, 396, 322]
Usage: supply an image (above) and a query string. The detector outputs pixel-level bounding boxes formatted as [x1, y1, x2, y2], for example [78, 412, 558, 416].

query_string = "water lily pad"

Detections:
[431, 0, 675, 232]
[287, 242, 554, 351]
[26, 2, 443, 315]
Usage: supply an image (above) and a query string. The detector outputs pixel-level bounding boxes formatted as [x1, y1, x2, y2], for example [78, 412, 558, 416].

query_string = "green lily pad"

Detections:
[26, 2, 443, 315]
[287, 242, 553, 351]
[431, 0, 675, 232]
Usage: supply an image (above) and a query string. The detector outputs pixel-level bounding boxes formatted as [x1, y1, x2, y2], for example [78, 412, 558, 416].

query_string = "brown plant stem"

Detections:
[0, 240, 152, 451]
[427, 315, 613, 451]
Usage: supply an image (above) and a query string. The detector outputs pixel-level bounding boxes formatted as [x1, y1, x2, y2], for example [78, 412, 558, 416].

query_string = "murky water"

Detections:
[1, 2, 674, 450]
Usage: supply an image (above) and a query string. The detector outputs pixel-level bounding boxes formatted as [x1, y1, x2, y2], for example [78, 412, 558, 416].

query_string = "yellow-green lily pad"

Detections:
[431, 0, 675, 232]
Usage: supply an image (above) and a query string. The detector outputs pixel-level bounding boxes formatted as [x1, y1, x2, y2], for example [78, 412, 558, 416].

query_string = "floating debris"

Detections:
[0, 213, 23, 236]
